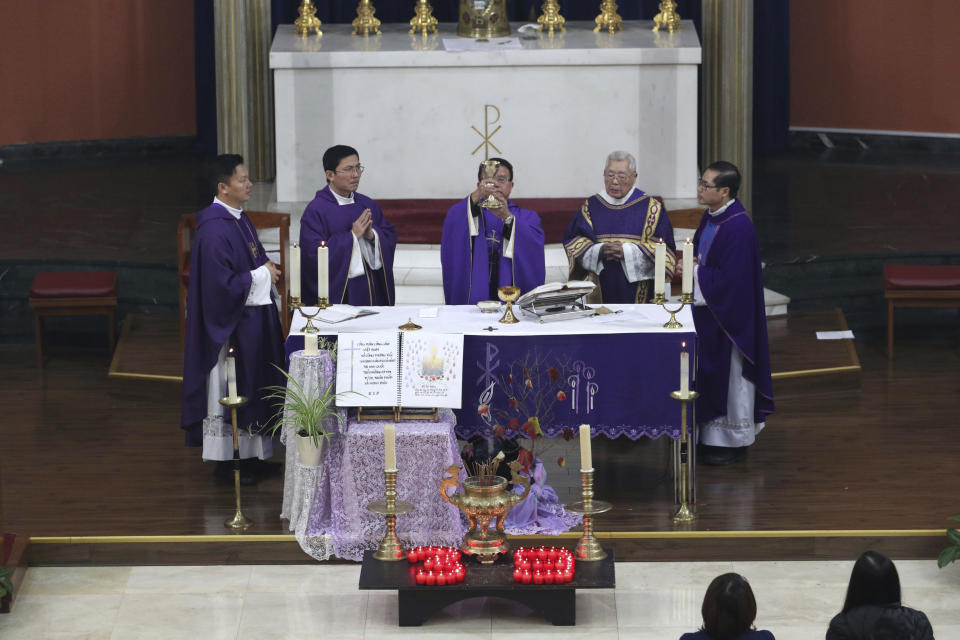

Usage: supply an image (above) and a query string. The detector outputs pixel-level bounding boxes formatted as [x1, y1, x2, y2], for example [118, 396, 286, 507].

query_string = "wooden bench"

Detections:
[884, 264, 960, 359]
[29, 271, 117, 368]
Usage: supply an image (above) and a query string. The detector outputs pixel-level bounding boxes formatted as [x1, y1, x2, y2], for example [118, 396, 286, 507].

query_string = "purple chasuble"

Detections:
[562, 191, 676, 303]
[299, 186, 396, 306]
[440, 198, 546, 304]
[180, 204, 285, 445]
[692, 199, 775, 425]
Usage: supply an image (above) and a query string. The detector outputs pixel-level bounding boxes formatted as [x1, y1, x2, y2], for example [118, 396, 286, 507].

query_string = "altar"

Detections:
[286, 304, 696, 440]
[270, 21, 701, 202]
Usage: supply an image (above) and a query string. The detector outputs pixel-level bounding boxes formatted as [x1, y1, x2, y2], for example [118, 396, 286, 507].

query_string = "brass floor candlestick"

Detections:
[566, 469, 612, 561]
[537, 0, 566, 35]
[367, 469, 413, 561]
[352, 0, 381, 36]
[219, 395, 253, 531]
[409, 0, 438, 36]
[594, 1, 622, 33]
[670, 389, 699, 522]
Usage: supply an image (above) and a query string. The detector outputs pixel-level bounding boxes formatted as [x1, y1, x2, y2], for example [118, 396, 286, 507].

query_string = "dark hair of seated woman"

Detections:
[841, 550, 901, 613]
[700, 573, 759, 638]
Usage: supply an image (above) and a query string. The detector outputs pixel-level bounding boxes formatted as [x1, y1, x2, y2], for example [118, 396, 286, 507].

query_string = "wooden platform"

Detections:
[4, 310, 955, 566]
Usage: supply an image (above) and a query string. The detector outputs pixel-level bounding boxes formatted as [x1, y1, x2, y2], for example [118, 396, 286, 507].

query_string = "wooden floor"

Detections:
[3, 313, 958, 564]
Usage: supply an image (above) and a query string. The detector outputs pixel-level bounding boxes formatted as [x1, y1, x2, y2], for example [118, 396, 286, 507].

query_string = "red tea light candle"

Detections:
[407, 549, 418, 563]
[544, 571, 555, 584]
[425, 571, 436, 586]
[521, 570, 532, 585]
[513, 567, 523, 582]
[533, 571, 544, 585]
[537, 547, 548, 561]
[547, 548, 559, 561]
[522, 560, 531, 571]
[436, 573, 447, 586]
[416, 569, 426, 585]
[532, 558, 543, 571]
[545, 559, 554, 570]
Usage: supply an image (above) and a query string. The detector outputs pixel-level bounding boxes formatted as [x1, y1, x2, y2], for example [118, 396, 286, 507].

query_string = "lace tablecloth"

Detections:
[280, 350, 345, 561]
[306, 410, 467, 562]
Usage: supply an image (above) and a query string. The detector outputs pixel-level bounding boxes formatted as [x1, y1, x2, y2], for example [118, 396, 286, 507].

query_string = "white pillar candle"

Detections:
[579, 424, 592, 471]
[680, 341, 689, 396]
[654, 241, 666, 296]
[317, 242, 329, 302]
[682, 238, 693, 295]
[290, 243, 301, 299]
[304, 333, 319, 355]
[226, 354, 238, 401]
[384, 423, 397, 470]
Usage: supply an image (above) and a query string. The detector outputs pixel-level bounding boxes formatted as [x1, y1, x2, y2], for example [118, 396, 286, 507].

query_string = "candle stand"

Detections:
[654, 292, 693, 329]
[218, 395, 253, 530]
[670, 389, 699, 522]
[296, 297, 330, 334]
[566, 468, 612, 561]
[367, 469, 413, 561]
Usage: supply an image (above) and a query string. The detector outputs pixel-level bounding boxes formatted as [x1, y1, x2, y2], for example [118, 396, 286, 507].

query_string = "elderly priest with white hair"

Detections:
[562, 151, 676, 303]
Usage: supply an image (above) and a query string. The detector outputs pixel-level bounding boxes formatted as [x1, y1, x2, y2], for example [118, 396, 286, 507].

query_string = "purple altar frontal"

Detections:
[287, 304, 696, 441]
[306, 410, 467, 562]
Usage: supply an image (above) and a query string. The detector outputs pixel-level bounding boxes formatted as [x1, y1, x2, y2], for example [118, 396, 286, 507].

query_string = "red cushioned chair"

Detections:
[884, 264, 960, 359]
[29, 271, 118, 368]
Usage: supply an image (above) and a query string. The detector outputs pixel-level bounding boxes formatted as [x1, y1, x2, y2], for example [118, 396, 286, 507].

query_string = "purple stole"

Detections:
[691, 199, 775, 424]
[180, 204, 285, 444]
[440, 198, 546, 305]
[299, 186, 396, 306]
[562, 191, 676, 303]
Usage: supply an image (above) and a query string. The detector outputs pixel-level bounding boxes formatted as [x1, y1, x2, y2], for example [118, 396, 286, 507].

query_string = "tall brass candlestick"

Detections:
[652, 0, 681, 33]
[566, 469, 612, 561]
[594, 1, 622, 33]
[409, 0, 438, 36]
[294, 0, 323, 37]
[367, 469, 414, 561]
[537, 0, 566, 35]
[219, 395, 253, 530]
[670, 389, 699, 522]
[352, 0, 382, 36]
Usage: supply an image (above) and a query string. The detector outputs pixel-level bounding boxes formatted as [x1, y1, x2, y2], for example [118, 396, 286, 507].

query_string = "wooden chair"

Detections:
[29, 271, 117, 368]
[884, 264, 960, 359]
[178, 211, 291, 349]
[667, 207, 704, 232]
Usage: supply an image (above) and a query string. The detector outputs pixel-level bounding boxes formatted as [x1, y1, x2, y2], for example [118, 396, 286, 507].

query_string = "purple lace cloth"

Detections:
[504, 459, 582, 536]
[306, 410, 467, 561]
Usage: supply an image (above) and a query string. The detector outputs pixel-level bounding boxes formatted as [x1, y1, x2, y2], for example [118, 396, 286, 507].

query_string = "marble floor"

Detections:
[2, 560, 958, 639]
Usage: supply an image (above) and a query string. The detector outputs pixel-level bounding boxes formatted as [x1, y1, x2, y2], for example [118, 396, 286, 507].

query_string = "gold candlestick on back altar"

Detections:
[409, 0, 438, 36]
[352, 0, 381, 36]
[652, 0, 681, 33]
[594, 1, 623, 34]
[294, 0, 323, 37]
[537, 0, 566, 35]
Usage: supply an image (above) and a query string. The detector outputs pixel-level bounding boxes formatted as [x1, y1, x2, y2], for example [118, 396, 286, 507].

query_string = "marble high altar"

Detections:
[270, 21, 701, 203]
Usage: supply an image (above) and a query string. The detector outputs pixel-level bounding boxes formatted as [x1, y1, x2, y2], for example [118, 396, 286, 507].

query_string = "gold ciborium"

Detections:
[497, 285, 520, 324]
[478, 159, 503, 210]
[458, 0, 510, 38]
[440, 462, 531, 563]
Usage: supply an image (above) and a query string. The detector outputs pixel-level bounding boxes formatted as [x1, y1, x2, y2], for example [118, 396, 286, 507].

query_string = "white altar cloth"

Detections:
[288, 303, 694, 336]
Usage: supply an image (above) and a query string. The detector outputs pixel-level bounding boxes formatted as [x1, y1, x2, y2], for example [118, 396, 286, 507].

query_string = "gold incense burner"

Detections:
[458, 0, 510, 38]
[440, 462, 531, 563]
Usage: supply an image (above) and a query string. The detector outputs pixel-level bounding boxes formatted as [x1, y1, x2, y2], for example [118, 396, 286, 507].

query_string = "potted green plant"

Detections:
[262, 366, 348, 467]
[938, 513, 960, 568]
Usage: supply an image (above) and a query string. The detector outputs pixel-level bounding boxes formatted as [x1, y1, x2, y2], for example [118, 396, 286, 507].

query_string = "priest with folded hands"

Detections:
[441, 157, 545, 304]
[563, 150, 676, 303]
[300, 145, 397, 306]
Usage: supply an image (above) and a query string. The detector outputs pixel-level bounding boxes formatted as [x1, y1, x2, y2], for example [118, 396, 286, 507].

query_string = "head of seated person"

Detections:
[685, 572, 769, 640]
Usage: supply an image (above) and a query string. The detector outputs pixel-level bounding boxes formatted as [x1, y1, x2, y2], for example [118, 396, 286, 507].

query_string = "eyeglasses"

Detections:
[486, 176, 511, 185]
[335, 164, 365, 176]
[697, 179, 721, 190]
[604, 171, 634, 182]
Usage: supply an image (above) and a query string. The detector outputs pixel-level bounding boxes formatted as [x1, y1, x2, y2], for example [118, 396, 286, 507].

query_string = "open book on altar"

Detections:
[315, 305, 378, 324]
[335, 331, 464, 408]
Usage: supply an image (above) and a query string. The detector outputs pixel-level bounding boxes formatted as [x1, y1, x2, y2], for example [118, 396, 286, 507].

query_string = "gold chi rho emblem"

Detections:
[471, 104, 502, 159]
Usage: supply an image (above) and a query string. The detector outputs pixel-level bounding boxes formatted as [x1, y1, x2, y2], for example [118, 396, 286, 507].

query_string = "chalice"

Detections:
[479, 160, 503, 210]
[498, 286, 520, 324]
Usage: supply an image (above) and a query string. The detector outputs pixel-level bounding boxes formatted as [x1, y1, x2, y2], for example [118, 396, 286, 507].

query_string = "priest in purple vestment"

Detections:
[441, 157, 545, 304]
[300, 145, 396, 306]
[181, 155, 286, 485]
[687, 161, 775, 465]
[563, 151, 676, 303]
